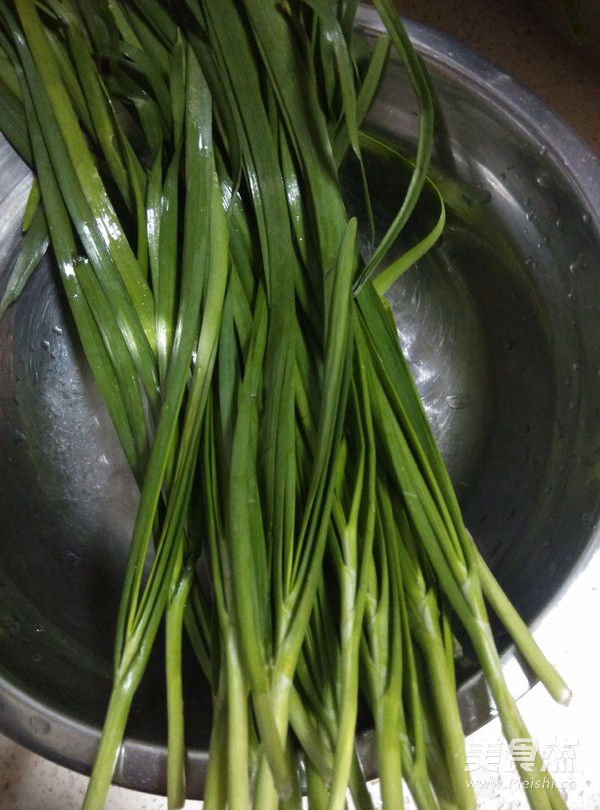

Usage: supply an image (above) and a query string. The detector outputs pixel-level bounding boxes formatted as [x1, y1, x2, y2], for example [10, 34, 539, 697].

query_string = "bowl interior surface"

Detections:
[1, 12, 600, 798]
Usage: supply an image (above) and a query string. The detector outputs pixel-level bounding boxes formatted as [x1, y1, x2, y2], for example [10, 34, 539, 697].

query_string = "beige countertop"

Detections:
[401, 0, 600, 156]
[1, 2, 599, 808]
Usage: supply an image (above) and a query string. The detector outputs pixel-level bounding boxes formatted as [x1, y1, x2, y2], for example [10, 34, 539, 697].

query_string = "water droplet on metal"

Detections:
[29, 716, 51, 735]
[12, 429, 26, 444]
[62, 549, 80, 568]
[569, 254, 586, 273]
[474, 184, 491, 205]
[582, 211, 591, 224]
[446, 393, 471, 410]
[536, 171, 551, 188]
[525, 257, 537, 270]
[34, 624, 44, 634]
[52, 325, 63, 335]
[41, 339, 50, 350]
[1, 616, 20, 636]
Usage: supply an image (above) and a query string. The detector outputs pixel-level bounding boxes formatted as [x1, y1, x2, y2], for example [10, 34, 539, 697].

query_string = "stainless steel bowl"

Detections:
[1, 9, 600, 798]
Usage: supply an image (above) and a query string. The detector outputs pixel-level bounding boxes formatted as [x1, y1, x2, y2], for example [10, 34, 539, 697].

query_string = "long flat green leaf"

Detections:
[14, 0, 157, 346]
[0, 202, 48, 318]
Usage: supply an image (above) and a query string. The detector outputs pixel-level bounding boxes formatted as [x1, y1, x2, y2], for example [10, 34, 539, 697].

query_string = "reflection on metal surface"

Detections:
[1, 8, 600, 798]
